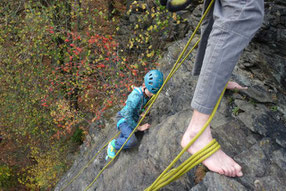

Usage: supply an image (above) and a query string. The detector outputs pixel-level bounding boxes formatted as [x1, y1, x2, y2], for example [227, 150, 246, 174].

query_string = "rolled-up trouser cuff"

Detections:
[191, 99, 214, 115]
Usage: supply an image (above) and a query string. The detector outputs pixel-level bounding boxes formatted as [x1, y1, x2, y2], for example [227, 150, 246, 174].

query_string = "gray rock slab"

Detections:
[191, 173, 247, 191]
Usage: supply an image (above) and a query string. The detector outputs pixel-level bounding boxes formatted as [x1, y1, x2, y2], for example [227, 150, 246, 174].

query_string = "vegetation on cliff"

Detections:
[0, 0, 186, 190]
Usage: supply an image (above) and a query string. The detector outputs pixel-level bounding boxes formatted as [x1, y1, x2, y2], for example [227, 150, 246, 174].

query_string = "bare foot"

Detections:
[227, 81, 248, 90]
[181, 111, 243, 177]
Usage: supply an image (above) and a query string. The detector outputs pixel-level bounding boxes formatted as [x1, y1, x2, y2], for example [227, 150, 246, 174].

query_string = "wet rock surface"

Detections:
[55, 1, 286, 190]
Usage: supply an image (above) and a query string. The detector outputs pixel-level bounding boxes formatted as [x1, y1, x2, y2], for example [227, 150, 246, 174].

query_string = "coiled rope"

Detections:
[144, 83, 226, 191]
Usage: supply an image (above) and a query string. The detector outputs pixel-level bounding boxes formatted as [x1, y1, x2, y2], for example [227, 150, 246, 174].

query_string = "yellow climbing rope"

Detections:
[145, 0, 214, 109]
[145, 82, 227, 191]
[60, 132, 120, 191]
[83, 39, 203, 191]
[84, 0, 215, 189]
[61, 0, 217, 190]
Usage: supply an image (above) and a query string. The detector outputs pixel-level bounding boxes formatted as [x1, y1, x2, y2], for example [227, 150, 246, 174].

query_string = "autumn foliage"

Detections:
[0, 0, 181, 189]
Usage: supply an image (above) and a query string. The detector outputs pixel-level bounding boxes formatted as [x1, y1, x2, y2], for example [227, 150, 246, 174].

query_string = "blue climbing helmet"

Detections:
[144, 70, 164, 94]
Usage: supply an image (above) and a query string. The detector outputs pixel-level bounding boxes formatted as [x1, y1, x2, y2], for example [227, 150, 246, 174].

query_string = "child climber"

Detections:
[107, 70, 164, 159]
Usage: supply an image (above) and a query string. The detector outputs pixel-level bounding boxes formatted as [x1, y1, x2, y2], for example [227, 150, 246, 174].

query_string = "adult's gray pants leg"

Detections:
[191, 0, 264, 114]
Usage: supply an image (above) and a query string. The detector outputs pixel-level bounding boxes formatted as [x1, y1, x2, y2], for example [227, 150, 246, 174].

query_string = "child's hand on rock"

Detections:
[137, 123, 150, 131]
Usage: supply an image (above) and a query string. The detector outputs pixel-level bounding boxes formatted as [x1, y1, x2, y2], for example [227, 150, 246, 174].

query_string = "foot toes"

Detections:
[230, 166, 236, 177]
[237, 171, 243, 177]
[222, 167, 230, 177]
[234, 164, 243, 177]
[217, 169, 224, 175]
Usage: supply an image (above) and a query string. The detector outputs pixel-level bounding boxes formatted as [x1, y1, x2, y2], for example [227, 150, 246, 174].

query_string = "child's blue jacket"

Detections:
[118, 86, 149, 129]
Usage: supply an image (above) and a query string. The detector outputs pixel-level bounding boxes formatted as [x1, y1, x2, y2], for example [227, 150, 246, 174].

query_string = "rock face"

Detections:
[55, 1, 286, 191]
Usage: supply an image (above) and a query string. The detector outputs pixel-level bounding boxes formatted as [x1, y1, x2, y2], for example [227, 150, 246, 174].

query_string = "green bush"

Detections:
[0, 165, 16, 189]
[72, 127, 84, 144]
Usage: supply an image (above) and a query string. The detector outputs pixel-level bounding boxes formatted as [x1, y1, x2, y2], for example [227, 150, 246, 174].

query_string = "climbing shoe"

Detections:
[106, 139, 117, 160]
[167, 0, 192, 12]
